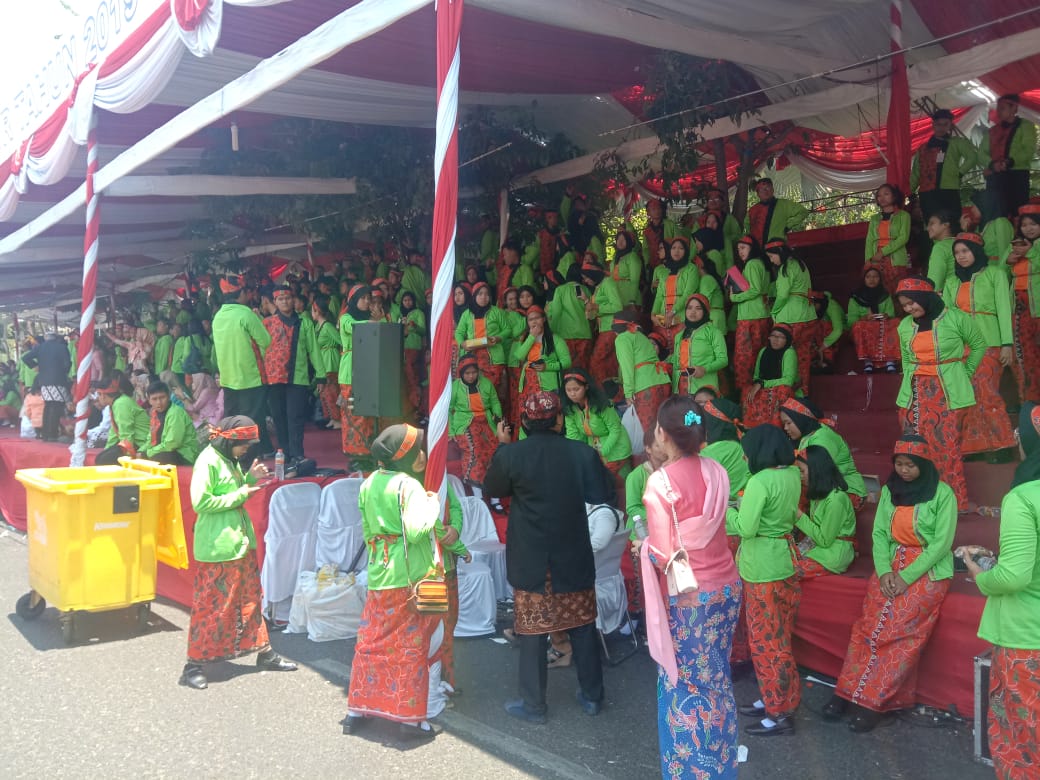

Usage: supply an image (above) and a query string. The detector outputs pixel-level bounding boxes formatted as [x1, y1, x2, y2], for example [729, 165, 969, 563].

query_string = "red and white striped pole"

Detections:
[425, 0, 464, 503]
[70, 114, 100, 467]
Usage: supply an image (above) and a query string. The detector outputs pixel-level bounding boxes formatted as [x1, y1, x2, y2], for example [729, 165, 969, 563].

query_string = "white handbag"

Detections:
[659, 470, 698, 596]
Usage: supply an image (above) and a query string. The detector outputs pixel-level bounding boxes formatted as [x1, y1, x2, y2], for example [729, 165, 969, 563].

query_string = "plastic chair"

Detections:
[454, 558, 496, 637]
[261, 482, 322, 622]
[460, 496, 511, 601]
[594, 529, 638, 665]
[314, 477, 365, 572]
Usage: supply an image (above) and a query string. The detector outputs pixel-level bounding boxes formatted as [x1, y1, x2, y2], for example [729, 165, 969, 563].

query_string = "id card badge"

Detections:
[935, 151, 945, 164]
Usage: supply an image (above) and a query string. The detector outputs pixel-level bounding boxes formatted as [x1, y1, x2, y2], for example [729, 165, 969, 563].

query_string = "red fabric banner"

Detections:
[885, 1, 911, 192]
[172, 0, 211, 32]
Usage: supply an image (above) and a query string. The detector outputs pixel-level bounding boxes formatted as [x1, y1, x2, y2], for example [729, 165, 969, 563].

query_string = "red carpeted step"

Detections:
[808, 373, 902, 413]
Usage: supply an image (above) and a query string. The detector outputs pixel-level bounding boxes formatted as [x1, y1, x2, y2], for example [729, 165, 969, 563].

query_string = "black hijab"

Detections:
[665, 238, 690, 274]
[781, 397, 823, 438]
[345, 285, 372, 322]
[886, 445, 941, 506]
[742, 424, 796, 474]
[953, 238, 989, 283]
[757, 326, 792, 381]
[681, 294, 711, 338]
[469, 282, 493, 317]
[453, 283, 472, 322]
[899, 289, 945, 332]
[400, 291, 417, 315]
[370, 423, 425, 474]
[852, 267, 890, 314]
[704, 398, 743, 443]
[1012, 403, 1040, 488]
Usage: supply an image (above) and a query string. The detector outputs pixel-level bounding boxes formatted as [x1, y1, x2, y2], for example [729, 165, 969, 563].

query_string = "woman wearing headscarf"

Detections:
[943, 232, 1017, 460]
[1005, 202, 1040, 404]
[562, 367, 631, 502]
[825, 435, 956, 733]
[344, 424, 448, 742]
[613, 311, 672, 435]
[692, 223, 728, 334]
[670, 293, 727, 396]
[792, 446, 856, 578]
[449, 355, 502, 487]
[547, 266, 595, 370]
[309, 292, 343, 429]
[730, 424, 803, 737]
[847, 265, 900, 374]
[580, 255, 623, 388]
[895, 276, 986, 509]
[454, 281, 509, 402]
[640, 396, 741, 777]
[959, 405, 1040, 778]
[511, 305, 571, 411]
[450, 282, 473, 380]
[864, 183, 911, 293]
[728, 236, 772, 394]
[1013, 403, 1040, 489]
[809, 290, 844, 371]
[399, 290, 428, 420]
[742, 324, 798, 429]
[779, 397, 867, 510]
[609, 229, 643, 310]
[338, 284, 375, 461]
[766, 240, 815, 394]
[179, 416, 297, 690]
[651, 237, 701, 350]
[180, 371, 223, 428]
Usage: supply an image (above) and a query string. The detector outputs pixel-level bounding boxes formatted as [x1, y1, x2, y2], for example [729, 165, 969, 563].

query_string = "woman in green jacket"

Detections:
[1005, 203, 1040, 404]
[766, 240, 815, 394]
[943, 232, 1016, 459]
[847, 265, 900, 373]
[612, 312, 671, 435]
[180, 415, 297, 690]
[779, 396, 867, 509]
[809, 290, 844, 371]
[670, 294, 727, 396]
[895, 276, 986, 509]
[562, 368, 631, 501]
[924, 210, 958, 292]
[311, 293, 342, 430]
[960, 405, 1040, 778]
[826, 435, 956, 733]
[580, 256, 623, 388]
[729, 236, 772, 395]
[449, 355, 502, 486]
[455, 282, 509, 401]
[793, 445, 856, 578]
[511, 306, 571, 404]
[651, 237, 700, 350]
[399, 291, 428, 420]
[742, 323, 798, 429]
[338, 284, 374, 460]
[731, 424, 803, 737]
[609, 229, 643, 310]
[864, 183, 911, 293]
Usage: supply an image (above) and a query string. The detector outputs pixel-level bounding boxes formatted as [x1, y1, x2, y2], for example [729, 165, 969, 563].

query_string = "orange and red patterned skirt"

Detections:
[851, 317, 901, 364]
[961, 347, 1016, 455]
[453, 416, 497, 486]
[742, 384, 794, 430]
[733, 318, 771, 394]
[1011, 291, 1040, 404]
[631, 383, 671, 437]
[340, 384, 375, 457]
[743, 575, 802, 718]
[898, 374, 968, 508]
[187, 555, 269, 663]
[989, 646, 1040, 780]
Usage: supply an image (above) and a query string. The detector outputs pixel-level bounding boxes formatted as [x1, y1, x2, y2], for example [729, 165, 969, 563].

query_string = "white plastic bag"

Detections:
[286, 570, 367, 642]
[621, 404, 645, 456]
[19, 416, 35, 439]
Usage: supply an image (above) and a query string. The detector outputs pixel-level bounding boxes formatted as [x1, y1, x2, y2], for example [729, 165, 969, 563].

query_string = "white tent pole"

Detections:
[105, 175, 358, 198]
[0, 0, 431, 261]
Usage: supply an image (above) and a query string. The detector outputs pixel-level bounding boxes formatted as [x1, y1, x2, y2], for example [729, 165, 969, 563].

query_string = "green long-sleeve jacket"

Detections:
[670, 323, 728, 393]
[979, 118, 1037, 173]
[501, 309, 527, 368]
[926, 237, 957, 291]
[212, 303, 271, 390]
[641, 218, 679, 266]
[609, 250, 643, 308]
[731, 466, 801, 582]
[401, 265, 431, 301]
[818, 294, 845, 348]
[442, 484, 470, 574]
[153, 334, 174, 373]
[314, 319, 341, 375]
[171, 335, 213, 375]
[591, 277, 623, 333]
[358, 469, 440, 590]
[701, 440, 749, 500]
[847, 294, 897, 324]
[106, 394, 150, 451]
[744, 198, 809, 244]
[337, 314, 362, 386]
[872, 481, 957, 585]
[1003, 240, 1040, 316]
[730, 258, 771, 321]
[796, 489, 856, 574]
[651, 264, 700, 318]
[625, 462, 652, 540]
[771, 262, 815, 324]
[897, 306, 986, 410]
[449, 376, 502, 435]
[615, 330, 670, 398]
[799, 425, 867, 499]
[941, 265, 1013, 348]
[511, 334, 571, 393]
[697, 274, 727, 334]
[976, 481, 1040, 649]
[754, 347, 798, 388]
[480, 230, 500, 263]
[401, 308, 427, 351]
[864, 210, 911, 268]
[143, 403, 200, 464]
[910, 135, 977, 193]
[984, 217, 1014, 265]
[455, 307, 510, 366]
[190, 444, 259, 563]
[546, 283, 593, 340]
[564, 403, 632, 465]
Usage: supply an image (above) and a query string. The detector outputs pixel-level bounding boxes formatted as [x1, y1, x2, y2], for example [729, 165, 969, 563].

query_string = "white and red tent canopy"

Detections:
[1, 0, 1040, 310]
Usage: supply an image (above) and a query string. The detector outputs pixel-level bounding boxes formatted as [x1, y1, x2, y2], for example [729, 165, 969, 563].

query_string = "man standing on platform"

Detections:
[642, 198, 678, 271]
[263, 285, 321, 466]
[979, 94, 1037, 220]
[20, 332, 71, 442]
[212, 275, 273, 456]
[483, 391, 614, 724]
[910, 108, 977, 220]
[745, 178, 809, 249]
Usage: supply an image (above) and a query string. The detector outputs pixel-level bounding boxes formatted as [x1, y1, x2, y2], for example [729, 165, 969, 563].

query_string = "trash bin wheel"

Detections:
[15, 591, 45, 620]
[60, 613, 76, 644]
[135, 603, 151, 632]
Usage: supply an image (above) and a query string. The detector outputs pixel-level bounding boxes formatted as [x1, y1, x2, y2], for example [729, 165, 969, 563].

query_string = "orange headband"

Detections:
[1031, 405, 1040, 432]
[895, 277, 934, 295]
[955, 232, 984, 247]
[894, 438, 930, 460]
[391, 425, 421, 461]
[209, 424, 260, 442]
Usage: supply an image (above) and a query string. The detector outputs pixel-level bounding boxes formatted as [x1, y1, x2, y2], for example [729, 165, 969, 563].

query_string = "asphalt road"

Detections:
[0, 527, 993, 779]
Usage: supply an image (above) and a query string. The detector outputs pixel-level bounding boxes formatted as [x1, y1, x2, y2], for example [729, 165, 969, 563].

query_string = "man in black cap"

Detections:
[979, 93, 1038, 219]
[910, 108, 978, 220]
[483, 390, 614, 723]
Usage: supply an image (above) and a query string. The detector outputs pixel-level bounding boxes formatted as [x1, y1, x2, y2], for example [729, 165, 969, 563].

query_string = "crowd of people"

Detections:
[2, 99, 1039, 778]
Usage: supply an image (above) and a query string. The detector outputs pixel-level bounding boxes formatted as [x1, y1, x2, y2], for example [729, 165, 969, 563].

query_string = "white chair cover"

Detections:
[314, 477, 366, 572]
[285, 569, 367, 642]
[454, 559, 496, 637]
[594, 529, 632, 635]
[261, 482, 322, 621]
[460, 495, 511, 601]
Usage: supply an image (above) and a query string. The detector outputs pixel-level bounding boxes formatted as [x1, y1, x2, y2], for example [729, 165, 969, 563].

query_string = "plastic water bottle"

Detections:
[274, 449, 285, 481]
[632, 515, 649, 540]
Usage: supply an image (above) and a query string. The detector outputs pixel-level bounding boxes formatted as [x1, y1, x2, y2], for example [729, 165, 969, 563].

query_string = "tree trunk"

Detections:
[712, 138, 728, 193]
[731, 133, 756, 225]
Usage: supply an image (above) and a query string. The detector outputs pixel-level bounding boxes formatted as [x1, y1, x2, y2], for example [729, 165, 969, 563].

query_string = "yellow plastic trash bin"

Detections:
[13, 457, 189, 643]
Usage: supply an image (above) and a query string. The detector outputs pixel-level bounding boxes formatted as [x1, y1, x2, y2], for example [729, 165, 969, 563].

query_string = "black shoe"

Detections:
[744, 716, 795, 736]
[179, 664, 207, 690]
[256, 650, 297, 672]
[575, 689, 602, 716]
[504, 698, 547, 724]
[885, 362, 898, 373]
[737, 702, 765, 717]
[848, 709, 882, 733]
[822, 695, 848, 721]
[863, 363, 874, 374]
[397, 723, 438, 743]
[342, 715, 368, 735]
